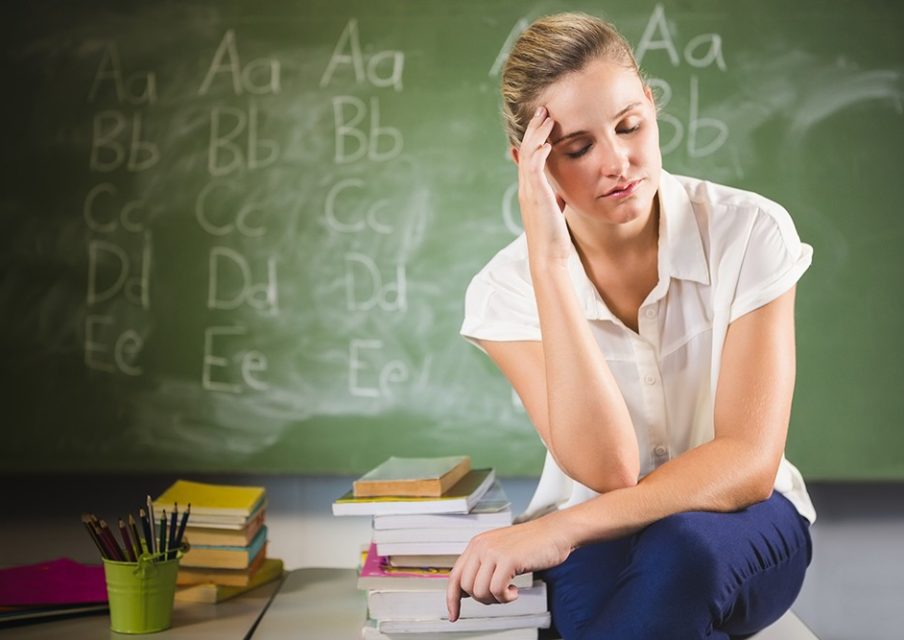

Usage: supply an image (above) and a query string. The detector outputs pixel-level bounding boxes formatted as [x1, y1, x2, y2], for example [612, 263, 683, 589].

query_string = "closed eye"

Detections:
[565, 144, 591, 159]
[617, 124, 640, 135]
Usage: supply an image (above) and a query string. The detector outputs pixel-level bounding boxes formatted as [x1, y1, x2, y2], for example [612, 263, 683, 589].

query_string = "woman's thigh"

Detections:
[541, 493, 812, 640]
[540, 534, 634, 639]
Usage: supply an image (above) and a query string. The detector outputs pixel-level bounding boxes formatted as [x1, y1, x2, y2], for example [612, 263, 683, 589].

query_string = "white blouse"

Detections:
[461, 170, 816, 523]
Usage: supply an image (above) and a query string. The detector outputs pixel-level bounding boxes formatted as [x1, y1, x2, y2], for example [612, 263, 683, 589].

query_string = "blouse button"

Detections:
[644, 307, 658, 318]
[643, 374, 656, 385]
[654, 445, 668, 457]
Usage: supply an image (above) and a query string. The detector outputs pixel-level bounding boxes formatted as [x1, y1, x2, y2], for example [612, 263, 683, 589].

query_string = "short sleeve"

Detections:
[460, 261, 542, 351]
[729, 204, 813, 322]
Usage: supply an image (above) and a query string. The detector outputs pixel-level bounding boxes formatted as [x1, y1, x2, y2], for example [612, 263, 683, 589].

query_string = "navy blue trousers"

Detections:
[539, 492, 812, 640]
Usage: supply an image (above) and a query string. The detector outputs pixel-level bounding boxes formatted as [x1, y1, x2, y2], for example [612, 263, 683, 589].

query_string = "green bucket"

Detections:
[103, 553, 181, 634]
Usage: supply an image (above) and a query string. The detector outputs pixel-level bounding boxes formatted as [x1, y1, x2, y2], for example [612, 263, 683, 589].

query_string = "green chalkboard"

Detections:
[2, 1, 903, 477]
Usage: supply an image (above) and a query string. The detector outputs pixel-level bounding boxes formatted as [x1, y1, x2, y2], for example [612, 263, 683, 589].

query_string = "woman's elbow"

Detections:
[565, 459, 639, 495]
[750, 473, 777, 504]
[728, 467, 777, 511]
[547, 432, 640, 493]
[593, 467, 639, 494]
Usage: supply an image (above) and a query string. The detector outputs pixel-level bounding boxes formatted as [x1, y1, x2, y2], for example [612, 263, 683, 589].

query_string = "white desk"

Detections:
[254, 568, 820, 640]
[253, 568, 366, 639]
[0, 568, 818, 639]
[0, 577, 282, 640]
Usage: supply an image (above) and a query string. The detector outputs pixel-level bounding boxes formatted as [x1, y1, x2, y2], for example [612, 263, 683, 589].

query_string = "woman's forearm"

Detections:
[550, 435, 777, 548]
[530, 259, 640, 492]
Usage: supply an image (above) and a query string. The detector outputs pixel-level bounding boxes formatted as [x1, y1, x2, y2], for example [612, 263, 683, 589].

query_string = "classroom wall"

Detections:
[3, 0, 904, 479]
[1, 474, 901, 640]
[3, 3, 903, 638]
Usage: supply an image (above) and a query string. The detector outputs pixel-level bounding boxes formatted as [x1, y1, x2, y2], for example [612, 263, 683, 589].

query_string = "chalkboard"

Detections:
[2, 0, 902, 478]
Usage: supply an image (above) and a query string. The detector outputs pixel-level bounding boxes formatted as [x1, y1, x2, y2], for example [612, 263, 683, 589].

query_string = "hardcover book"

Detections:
[371, 481, 511, 530]
[367, 580, 547, 620]
[154, 480, 266, 519]
[353, 455, 471, 498]
[182, 511, 266, 546]
[377, 612, 551, 634]
[362, 620, 538, 639]
[180, 527, 267, 569]
[357, 543, 532, 591]
[176, 548, 268, 587]
[387, 554, 459, 568]
[376, 539, 470, 556]
[333, 469, 495, 516]
[174, 558, 284, 603]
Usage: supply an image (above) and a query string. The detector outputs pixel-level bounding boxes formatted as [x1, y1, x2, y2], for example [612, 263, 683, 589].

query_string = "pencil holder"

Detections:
[102, 552, 181, 634]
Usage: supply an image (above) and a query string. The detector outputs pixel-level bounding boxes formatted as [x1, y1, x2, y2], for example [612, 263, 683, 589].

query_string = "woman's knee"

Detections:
[630, 511, 730, 594]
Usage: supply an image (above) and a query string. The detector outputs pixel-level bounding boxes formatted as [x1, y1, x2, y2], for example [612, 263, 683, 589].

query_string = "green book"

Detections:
[353, 455, 471, 498]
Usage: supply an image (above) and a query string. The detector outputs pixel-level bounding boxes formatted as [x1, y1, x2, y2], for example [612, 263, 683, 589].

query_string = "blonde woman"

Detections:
[450, 13, 813, 639]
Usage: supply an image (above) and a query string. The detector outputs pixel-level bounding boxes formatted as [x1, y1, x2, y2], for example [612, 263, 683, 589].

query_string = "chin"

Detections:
[599, 193, 655, 225]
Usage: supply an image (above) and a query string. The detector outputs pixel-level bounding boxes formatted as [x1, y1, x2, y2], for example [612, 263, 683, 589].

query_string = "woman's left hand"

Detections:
[445, 514, 574, 622]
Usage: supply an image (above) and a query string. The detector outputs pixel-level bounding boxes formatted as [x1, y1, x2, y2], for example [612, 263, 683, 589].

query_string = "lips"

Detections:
[602, 179, 640, 197]
[600, 179, 642, 199]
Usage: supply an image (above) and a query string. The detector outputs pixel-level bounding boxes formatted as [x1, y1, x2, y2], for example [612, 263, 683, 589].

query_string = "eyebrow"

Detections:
[551, 102, 643, 146]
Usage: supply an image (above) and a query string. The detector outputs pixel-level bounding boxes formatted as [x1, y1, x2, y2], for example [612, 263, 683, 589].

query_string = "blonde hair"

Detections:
[501, 13, 641, 147]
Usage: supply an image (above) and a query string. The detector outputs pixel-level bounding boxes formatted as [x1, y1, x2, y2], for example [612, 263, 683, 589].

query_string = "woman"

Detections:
[449, 13, 814, 639]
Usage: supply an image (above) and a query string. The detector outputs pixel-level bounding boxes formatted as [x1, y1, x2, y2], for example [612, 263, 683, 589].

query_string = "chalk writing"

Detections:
[199, 30, 281, 96]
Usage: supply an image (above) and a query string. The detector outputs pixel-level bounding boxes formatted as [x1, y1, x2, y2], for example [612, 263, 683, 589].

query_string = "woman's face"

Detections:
[537, 56, 662, 228]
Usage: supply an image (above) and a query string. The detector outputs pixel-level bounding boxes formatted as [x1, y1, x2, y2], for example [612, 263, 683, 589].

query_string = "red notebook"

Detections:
[0, 558, 107, 606]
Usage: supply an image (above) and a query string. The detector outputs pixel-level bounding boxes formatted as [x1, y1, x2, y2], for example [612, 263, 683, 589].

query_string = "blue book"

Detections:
[181, 526, 267, 569]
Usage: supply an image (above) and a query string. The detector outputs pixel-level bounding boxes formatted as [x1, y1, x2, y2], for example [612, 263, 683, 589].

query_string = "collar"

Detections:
[566, 169, 710, 322]
[657, 170, 710, 287]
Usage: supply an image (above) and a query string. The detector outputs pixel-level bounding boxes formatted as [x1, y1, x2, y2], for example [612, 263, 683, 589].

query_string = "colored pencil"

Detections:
[167, 504, 178, 560]
[81, 514, 107, 559]
[139, 508, 154, 555]
[174, 503, 190, 550]
[93, 523, 116, 560]
[128, 513, 143, 557]
[118, 518, 136, 562]
[159, 510, 168, 559]
[147, 495, 158, 554]
[99, 520, 125, 561]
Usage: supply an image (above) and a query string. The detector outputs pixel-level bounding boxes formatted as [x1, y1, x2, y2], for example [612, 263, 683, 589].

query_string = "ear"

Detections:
[643, 83, 656, 109]
[510, 146, 520, 165]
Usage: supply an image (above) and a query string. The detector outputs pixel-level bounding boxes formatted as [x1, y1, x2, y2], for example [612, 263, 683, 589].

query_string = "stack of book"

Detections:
[333, 456, 550, 639]
[153, 480, 284, 603]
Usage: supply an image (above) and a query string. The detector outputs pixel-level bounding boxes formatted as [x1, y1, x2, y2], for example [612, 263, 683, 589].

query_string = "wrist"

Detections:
[528, 255, 571, 280]
[543, 508, 583, 552]
[525, 231, 572, 265]
[552, 485, 642, 549]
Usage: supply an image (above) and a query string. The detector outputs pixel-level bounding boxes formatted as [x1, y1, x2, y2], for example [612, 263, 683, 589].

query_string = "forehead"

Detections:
[538, 57, 646, 123]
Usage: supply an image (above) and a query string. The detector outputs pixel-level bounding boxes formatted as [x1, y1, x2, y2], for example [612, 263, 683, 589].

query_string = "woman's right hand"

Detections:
[517, 106, 572, 263]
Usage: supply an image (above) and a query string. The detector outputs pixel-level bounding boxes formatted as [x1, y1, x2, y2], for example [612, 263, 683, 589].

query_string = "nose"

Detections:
[599, 139, 630, 177]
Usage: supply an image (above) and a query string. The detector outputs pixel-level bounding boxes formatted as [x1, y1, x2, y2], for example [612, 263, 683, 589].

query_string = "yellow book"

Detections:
[154, 480, 266, 518]
[177, 548, 268, 587]
[174, 558, 284, 603]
